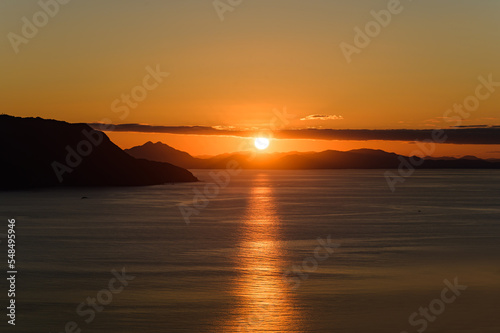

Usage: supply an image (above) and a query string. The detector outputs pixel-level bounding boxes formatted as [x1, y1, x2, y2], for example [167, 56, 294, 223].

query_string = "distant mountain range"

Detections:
[0, 116, 197, 189]
[126, 141, 500, 170]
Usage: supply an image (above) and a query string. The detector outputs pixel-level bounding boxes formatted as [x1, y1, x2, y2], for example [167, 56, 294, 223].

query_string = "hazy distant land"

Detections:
[126, 141, 500, 170]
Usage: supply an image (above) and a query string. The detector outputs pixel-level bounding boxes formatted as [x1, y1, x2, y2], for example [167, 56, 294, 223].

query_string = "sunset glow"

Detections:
[2, 1, 500, 158]
[2, 1, 500, 332]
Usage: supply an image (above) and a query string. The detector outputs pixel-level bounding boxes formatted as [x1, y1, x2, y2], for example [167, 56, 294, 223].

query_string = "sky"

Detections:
[1, 0, 500, 157]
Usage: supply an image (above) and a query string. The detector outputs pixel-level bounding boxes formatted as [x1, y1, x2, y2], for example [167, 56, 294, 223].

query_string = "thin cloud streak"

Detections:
[300, 114, 344, 121]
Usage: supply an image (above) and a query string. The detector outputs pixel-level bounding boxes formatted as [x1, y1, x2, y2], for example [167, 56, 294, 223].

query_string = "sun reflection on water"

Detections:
[220, 174, 303, 332]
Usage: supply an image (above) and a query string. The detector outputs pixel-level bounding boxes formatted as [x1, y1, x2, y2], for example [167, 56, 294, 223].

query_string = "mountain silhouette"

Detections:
[126, 141, 202, 168]
[125, 141, 500, 170]
[0, 116, 197, 189]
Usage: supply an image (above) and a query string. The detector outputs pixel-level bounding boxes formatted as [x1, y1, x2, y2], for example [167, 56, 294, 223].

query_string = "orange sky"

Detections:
[2, 1, 500, 158]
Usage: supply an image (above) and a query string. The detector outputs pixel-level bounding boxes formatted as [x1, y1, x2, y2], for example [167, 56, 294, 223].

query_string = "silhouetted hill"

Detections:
[125, 141, 203, 168]
[125, 141, 500, 170]
[0, 116, 197, 189]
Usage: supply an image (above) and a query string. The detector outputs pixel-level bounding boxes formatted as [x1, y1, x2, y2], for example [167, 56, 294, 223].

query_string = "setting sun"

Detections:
[254, 137, 270, 150]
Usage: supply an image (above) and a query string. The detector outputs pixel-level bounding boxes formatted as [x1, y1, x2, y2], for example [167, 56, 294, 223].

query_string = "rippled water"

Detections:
[0, 170, 499, 332]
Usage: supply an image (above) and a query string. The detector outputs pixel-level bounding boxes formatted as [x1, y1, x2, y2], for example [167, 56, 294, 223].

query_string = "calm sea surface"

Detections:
[0, 170, 499, 332]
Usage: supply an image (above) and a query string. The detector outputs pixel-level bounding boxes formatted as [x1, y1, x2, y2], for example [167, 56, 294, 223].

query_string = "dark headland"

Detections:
[0, 115, 198, 190]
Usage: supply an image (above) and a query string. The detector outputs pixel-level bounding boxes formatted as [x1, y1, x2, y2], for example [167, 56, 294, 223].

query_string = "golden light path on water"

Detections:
[220, 173, 303, 332]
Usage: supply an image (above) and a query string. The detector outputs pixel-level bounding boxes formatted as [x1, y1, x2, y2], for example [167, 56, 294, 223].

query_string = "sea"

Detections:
[0, 170, 499, 332]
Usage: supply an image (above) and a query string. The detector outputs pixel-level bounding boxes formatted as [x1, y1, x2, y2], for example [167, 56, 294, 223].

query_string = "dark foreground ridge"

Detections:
[126, 141, 500, 170]
[0, 115, 198, 190]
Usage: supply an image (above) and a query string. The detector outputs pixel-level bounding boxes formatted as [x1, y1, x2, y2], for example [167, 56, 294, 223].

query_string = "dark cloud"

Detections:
[452, 125, 490, 128]
[89, 123, 500, 145]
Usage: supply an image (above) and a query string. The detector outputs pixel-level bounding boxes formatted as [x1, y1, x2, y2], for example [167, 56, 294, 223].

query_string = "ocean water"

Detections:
[0, 170, 499, 332]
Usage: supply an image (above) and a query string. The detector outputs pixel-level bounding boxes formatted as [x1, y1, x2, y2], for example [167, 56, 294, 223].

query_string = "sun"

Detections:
[254, 137, 270, 150]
